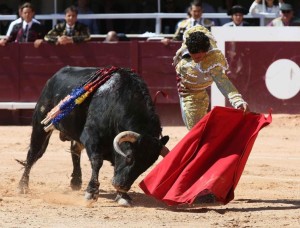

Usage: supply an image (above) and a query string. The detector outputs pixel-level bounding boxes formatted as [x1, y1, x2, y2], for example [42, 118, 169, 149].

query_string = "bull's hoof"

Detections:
[192, 193, 221, 207]
[18, 182, 29, 194]
[84, 191, 99, 201]
[70, 177, 82, 191]
[115, 192, 132, 207]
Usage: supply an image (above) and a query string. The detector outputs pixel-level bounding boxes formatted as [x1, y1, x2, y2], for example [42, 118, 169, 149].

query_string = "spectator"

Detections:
[105, 30, 118, 42]
[35, 5, 90, 47]
[5, 3, 40, 37]
[161, 0, 214, 45]
[268, 3, 300, 26]
[249, 0, 284, 25]
[0, 2, 41, 46]
[0, 4, 13, 35]
[104, 31, 129, 42]
[76, 0, 99, 34]
[0, 2, 45, 46]
[223, 5, 251, 26]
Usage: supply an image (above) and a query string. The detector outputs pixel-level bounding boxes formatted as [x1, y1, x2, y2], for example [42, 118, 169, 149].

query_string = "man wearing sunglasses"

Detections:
[268, 3, 300, 26]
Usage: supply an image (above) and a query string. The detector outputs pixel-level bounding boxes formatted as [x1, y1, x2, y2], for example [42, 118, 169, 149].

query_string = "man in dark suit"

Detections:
[161, 0, 214, 45]
[0, 2, 45, 46]
[38, 5, 90, 47]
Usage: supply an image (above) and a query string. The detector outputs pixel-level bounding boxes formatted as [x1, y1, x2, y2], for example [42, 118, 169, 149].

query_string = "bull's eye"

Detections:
[126, 154, 133, 165]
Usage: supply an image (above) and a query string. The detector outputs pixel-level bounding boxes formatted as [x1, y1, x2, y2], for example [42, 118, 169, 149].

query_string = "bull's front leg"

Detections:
[84, 153, 103, 201]
[70, 140, 84, 190]
[80, 126, 104, 202]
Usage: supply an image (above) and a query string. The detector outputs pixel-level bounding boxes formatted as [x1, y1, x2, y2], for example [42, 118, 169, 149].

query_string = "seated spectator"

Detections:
[76, 0, 99, 34]
[223, 5, 251, 26]
[161, 0, 214, 45]
[104, 30, 129, 42]
[3, 3, 40, 38]
[268, 3, 300, 26]
[35, 5, 90, 47]
[0, 2, 45, 46]
[105, 30, 118, 42]
[249, 0, 284, 25]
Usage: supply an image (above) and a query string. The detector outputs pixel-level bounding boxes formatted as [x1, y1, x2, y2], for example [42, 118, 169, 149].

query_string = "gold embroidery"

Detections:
[181, 90, 209, 130]
[175, 25, 246, 129]
[198, 50, 228, 73]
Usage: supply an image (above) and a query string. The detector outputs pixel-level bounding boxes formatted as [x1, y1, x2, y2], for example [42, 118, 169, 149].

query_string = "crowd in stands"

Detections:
[0, 3, 89, 47]
[0, 0, 299, 46]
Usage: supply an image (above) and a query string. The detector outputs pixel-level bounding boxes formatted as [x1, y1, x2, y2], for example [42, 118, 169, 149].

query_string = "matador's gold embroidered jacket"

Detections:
[174, 25, 247, 129]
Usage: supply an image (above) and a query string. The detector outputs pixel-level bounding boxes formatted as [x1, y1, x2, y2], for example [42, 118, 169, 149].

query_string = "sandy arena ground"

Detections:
[0, 114, 299, 227]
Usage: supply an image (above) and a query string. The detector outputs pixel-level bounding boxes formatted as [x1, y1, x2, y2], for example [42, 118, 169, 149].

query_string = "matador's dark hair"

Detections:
[186, 31, 210, 54]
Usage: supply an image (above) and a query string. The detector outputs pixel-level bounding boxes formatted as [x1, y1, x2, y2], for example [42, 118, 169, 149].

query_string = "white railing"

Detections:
[0, 102, 36, 110]
[0, 12, 277, 35]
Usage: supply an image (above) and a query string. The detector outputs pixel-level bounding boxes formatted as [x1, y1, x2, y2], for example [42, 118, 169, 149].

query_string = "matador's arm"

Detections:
[210, 66, 248, 109]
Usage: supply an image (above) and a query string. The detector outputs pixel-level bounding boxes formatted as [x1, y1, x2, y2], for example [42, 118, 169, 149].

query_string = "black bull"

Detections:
[17, 66, 169, 206]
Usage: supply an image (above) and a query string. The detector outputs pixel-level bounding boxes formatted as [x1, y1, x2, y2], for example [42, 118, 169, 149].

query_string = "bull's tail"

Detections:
[153, 90, 168, 105]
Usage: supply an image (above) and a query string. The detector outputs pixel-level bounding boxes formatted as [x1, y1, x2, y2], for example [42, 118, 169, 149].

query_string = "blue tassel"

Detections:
[44, 66, 118, 129]
[52, 87, 85, 126]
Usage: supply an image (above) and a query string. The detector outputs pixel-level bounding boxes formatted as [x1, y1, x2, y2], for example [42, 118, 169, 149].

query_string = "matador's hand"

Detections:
[237, 103, 250, 113]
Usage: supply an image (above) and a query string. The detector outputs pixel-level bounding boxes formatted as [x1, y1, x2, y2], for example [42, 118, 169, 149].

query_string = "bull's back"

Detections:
[51, 66, 99, 95]
[88, 68, 162, 138]
[33, 66, 99, 129]
[34, 66, 160, 139]
[37, 66, 97, 107]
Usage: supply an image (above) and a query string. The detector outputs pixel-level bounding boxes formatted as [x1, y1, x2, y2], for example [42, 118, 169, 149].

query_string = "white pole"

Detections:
[53, 0, 57, 28]
[262, 0, 266, 13]
[156, 0, 161, 33]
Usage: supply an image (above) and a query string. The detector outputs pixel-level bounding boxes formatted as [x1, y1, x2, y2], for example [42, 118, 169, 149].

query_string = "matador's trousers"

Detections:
[179, 90, 209, 130]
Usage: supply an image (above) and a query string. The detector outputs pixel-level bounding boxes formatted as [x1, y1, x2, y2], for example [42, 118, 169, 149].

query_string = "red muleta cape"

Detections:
[139, 106, 272, 206]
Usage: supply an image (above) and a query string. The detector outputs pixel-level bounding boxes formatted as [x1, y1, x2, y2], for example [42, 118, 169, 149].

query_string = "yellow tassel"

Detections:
[75, 91, 90, 104]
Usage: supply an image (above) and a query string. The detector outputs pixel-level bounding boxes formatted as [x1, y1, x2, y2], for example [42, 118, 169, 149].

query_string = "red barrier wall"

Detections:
[0, 41, 182, 125]
[1, 41, 299, 125]
[225, 42, 300, 114]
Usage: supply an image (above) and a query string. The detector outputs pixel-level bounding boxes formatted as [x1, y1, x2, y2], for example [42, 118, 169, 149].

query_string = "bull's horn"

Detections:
[160, 146, 169, 157]
[113, 131, 141, 157]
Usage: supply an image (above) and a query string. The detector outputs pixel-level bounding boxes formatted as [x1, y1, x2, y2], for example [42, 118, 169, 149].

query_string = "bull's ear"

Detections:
[160, 136, 169, 145]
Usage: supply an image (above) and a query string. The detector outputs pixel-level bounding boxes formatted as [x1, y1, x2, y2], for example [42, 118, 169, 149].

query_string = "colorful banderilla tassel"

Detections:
[41, 66, 119, 132]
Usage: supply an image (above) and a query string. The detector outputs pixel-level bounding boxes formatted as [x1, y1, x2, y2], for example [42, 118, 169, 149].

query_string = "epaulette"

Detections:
[202, 18, 214, 27]
[197, 49, 228, 73]
[177, 19, 190, 29]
